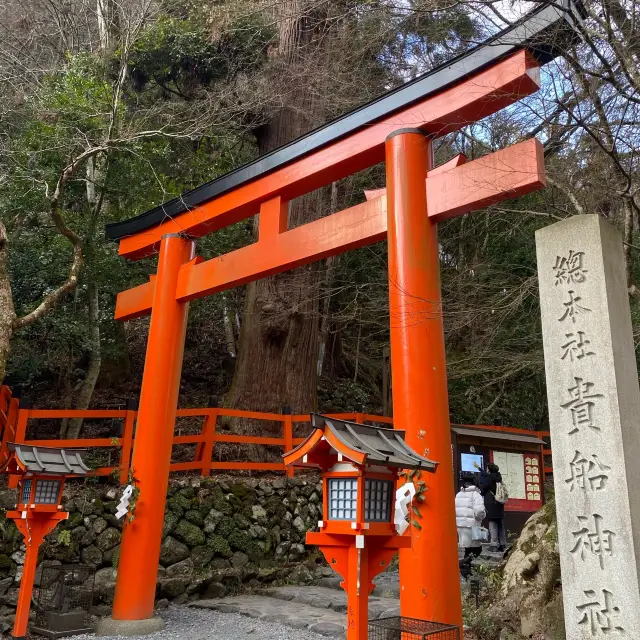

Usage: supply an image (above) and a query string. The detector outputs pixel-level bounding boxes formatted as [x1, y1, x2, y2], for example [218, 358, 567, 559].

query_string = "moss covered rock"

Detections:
[178, 487, 196, 501]
[185, 510, 205, 527]
[229, 483, 252, 500]
[480, 500, 563, 640]
[227, 529, 262, 561]
[96, 528, 121, 552]
[66, 512, 84, 529]
[173, 520, 205, 547]
[191, 545, 214, 567]
[215, 517, 239, 540]
[209, 485, 232, 515]
[263, 496, 287, 521]
[206, 535, 232, 558]
[163, 510, 179, 537]
[81, 545, 102, 568]
[160, 536, 190, 566]
[203, 509, 223, 534]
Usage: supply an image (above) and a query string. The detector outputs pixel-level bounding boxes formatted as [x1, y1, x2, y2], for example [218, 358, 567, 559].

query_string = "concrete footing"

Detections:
[96, 616, 165, 637]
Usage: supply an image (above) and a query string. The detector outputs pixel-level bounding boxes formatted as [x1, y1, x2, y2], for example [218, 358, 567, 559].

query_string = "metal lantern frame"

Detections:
[284, 414, 439, 640]
[0, 443, 89, 640]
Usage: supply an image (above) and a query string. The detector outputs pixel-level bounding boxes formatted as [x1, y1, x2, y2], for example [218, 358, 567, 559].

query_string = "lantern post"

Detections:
[285, 414, 442, 640]
[0, 443, 90, 640]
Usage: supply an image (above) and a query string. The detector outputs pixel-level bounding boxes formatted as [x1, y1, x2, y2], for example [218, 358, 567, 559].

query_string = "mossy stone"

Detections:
[163, 510, 179, 537]
[263, 496, 287, 521]
[206, 535, 232, 558]
[215, 517, 239, 540]
[66, 512, 84, 529]
[185, 510, 205, 527]
[173, 520, 205, 547]
[178, 487, 196, 500]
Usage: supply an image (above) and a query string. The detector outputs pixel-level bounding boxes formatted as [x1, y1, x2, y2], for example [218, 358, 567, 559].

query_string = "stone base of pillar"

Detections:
[96, 616, 165, 637]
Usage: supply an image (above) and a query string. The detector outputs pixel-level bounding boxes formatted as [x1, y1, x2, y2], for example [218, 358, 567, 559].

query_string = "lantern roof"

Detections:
[1, 443, 90, 477]
[284, 414, 438, 472]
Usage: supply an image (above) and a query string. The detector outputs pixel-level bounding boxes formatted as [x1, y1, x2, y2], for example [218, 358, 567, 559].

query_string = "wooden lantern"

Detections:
[284, 414, 438, 640]
[0, 443, 89, 639]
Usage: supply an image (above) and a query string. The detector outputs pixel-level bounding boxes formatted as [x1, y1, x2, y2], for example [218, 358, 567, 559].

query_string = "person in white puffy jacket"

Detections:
[455, 478, 486, 558]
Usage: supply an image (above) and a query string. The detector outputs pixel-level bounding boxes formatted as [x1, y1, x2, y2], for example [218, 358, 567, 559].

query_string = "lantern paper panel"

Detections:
[34, 480, 61, 504]
[364, 479, 393, 522]
[329, 478, 358, 520]
[21, 479, 32, 503]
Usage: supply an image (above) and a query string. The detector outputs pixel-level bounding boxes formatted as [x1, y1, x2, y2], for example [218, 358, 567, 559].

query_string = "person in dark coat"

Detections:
[476, 462, 507, 551]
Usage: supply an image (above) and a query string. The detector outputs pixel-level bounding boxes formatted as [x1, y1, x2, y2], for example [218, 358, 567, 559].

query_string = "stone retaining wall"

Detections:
[0, 475, 322, 629]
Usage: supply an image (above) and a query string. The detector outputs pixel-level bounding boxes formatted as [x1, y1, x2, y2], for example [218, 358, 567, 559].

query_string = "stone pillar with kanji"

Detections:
[536, 214, 640, 638]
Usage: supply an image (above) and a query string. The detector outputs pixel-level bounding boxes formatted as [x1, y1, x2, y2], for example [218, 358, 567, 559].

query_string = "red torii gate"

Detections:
[104, 3, 579, 634]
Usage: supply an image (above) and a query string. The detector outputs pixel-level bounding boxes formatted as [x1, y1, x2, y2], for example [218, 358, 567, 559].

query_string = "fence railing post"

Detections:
[4, 397, 18, 449]
[119, 399, 137, 485]
[9, 403, 29, 488]
[0, 393, 18, 467]
[282, 405, 294, 477]
[200, 399, 217, 478]
[354, 403, 364, 424]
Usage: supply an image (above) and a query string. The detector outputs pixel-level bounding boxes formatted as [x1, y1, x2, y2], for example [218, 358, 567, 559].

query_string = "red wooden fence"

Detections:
[0, 385, 551, 484]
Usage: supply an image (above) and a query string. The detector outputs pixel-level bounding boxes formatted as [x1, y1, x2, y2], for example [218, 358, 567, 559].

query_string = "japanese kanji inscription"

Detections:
[536, 215, 640, 638]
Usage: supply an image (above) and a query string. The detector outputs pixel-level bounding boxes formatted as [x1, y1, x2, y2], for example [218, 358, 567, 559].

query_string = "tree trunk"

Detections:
[222, 294, 237, 358]
[65, 281, 101, 439]
[317, 182, 339, 378]
[624, 198, 634, 287]
[62, 153, 106, 438]
[97, 0, 118, 51]
[228, 0, 330, 422]
[0, 222, 16, 385]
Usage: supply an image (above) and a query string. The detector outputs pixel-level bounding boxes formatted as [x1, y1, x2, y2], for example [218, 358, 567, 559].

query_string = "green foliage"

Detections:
[111, 545, 120, 569]
[462, 604, 504, 640]
[57, 529, 72, 547]
[125, 15, 274, 96]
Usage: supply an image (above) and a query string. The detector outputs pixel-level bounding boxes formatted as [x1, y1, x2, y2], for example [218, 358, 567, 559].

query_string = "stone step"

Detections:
[192, 595, 346, 637]
[191, 587, 400, 638]
[265, 585, 400, 618]
[317, 573, 401, 598]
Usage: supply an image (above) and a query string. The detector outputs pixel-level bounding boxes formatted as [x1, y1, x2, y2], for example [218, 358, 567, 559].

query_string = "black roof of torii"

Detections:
[105, 0, 583, 242]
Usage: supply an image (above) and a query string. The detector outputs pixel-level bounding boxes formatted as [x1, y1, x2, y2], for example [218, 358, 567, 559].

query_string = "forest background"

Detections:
[1, 0, 638, 444]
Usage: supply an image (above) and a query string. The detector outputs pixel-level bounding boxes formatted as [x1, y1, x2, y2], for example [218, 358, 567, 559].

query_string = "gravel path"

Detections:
[73, 606, 330, 640]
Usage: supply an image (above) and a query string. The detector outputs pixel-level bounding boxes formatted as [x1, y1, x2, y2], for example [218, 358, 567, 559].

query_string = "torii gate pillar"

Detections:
[110, 233, 195, 625]
[386, 129, 462, 626]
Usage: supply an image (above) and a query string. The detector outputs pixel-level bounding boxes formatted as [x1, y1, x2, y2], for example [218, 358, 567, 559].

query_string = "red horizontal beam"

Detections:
[210, 462, 286, 471]
[169, 461, 203, 472]
[292, 413, 355, 422]
[25, 410, 128, 419]
[116, 139, 544, 320]
[172, 435, 205, 444]
[215, 408, 286, 421]
[25, 438, 122, 447]
[176, 409, 212, 418]
[117, 50, 540, 260]
[214, 434, 286, 446]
